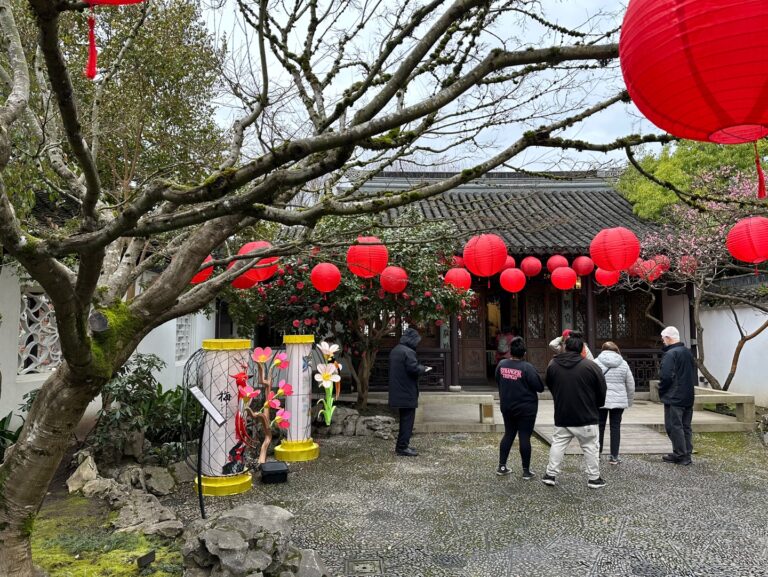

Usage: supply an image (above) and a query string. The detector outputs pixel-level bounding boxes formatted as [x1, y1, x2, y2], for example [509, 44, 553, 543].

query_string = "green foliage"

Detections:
[0, 411, 23, 464]
[617, 140, 767, 220]
[91, 354, 200, 463]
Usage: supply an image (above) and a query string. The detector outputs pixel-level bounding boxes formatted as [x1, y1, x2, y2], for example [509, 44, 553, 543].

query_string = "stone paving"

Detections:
[169, 431, 768, 577]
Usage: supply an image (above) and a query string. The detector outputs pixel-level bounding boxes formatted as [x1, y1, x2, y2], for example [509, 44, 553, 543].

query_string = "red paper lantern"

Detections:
[726, 217, 768, 264]
[190, 255, 213, 284]
[451, 255, 465, 268]
[380, 266, 408, 293]
[590, 227, 641, 272]
[346, 236, 389, 278]
[229, 241, 279, 288]
[463, 234, 507, 278]
[310, 263, 341, 293]
[571, 256, 595, 277]
[520, 256, 542, 277]
[500, 268, 526, 293]
[620, 0, 768, 197]
[595, 268, 621, 287]
[502, 256, 516, 270]
[551, 267, 577, 290]
[444, 268, 472, 292]
[653, 254, 671, 273]
[678, 255, 698, 276]
[628, 258, 645, 278]
[641, 259, 662, 283]
[546, 255, 569, 273]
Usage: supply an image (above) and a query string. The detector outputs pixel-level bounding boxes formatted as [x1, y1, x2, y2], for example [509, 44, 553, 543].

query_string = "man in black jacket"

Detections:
[388, 328, 429, 456]
[659, 326, 696, 465]
[542, 334, 607, 489]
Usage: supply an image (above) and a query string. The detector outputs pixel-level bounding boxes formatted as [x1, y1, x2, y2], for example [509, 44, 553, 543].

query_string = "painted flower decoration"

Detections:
[277, 381, 294, 397]
[317, 341, 340, 360]
[273, 352, 290, 369]
[274, 408, 291, 429]
[265, 390, 281, 409]
[252, 347, 273, 364]
[314, 363, 341, 389]
[238, 384, 259, 400]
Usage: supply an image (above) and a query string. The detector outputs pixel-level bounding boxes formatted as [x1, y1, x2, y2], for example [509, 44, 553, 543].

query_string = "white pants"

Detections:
[546, 424, 601, 481]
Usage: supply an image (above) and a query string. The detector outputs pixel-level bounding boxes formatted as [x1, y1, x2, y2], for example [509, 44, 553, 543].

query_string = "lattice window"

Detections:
[615, 294, 630, 338]
[526, 294, 544, 339]
[175, 315, 194, 362]
[18, 292, 62, 374]
[596, 295, 612, 340]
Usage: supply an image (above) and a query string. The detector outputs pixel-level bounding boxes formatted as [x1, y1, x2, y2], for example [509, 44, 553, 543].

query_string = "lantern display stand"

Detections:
[274, 335, 320, 462]
[182, 339, 254, 499]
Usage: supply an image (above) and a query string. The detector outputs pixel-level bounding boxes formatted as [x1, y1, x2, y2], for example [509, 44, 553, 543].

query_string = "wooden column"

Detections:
[585, 274, 596, 354]
[450, 314, 459, 388]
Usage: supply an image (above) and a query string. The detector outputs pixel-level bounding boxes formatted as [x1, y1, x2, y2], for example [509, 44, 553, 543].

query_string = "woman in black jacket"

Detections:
[495, 337, 544, 479]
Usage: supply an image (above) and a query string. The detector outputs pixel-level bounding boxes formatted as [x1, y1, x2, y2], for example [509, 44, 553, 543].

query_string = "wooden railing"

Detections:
[623, 348, 662, 392]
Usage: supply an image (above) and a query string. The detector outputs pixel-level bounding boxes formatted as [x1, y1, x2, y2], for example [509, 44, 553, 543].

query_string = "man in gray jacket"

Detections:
[659, 326, 696, 466]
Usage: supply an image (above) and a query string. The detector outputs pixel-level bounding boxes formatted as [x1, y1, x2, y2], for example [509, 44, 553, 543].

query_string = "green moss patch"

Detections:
[31, 494, 182, 576]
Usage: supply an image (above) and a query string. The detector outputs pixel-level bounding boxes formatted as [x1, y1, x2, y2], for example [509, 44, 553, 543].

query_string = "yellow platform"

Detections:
[274, 439, 320, 462]
[193, 471, 252, 496]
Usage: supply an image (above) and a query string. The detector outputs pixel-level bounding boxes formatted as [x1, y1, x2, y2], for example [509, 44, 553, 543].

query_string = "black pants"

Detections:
[664, 404, 693, 459]
[396, 408, 416, 452]
[499, 411, 536, 470]
[598, 408, 625, 457]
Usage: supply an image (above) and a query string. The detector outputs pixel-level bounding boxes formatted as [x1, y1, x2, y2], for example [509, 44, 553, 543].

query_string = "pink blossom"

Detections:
[238, 385, 259, 399]
[266, 391, 281, 409]
[424, 290, 432, 297]
[296, 281, 305, 290]
[278, 381, 294, 396]
[276, 408, 291, 420]
[304, 318, 313, 326]
[289, 295, 298, 304]
[273, 352, 289, 369]
[292, 319, 301, 328]
[278, 420, 290, 429]
[435, 319, 443, 327]
[277, 279, 285, 286]
[252, 347, 273, 364]
[322, 306, 330, 313]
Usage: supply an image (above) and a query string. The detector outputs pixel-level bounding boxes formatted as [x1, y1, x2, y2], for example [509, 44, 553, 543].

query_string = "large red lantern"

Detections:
[595, 268, 621, 287]
[571, 256, 595, 277]
[500, 268, 526, 293]
[347, 236, 388, 278]
[310, 263, 341, 293]
[444, 268, 472, 292]
[502, 256, 516, 270]
[520, 256, 542, 277]
[546, 255, 568, 273]
[229, 241, 279, 288]
[380, 266, 408, 293]
[641, 259, 663, 283]
[620, 0, 768, 197]
[463, 234, 507, 278]
[190, 255, 213, 284]
[590, 227, 641, 272]
[726, 217, 768, 264]
[551, 267, 577, 290]
[653, 254, 671, 273]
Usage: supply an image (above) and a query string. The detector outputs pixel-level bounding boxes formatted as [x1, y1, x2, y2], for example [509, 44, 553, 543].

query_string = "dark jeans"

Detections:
[598, 408, 625, 457]
[396, 408, 416, 452]
[499, 411, 536, 470]
[664, 404, 693, 459]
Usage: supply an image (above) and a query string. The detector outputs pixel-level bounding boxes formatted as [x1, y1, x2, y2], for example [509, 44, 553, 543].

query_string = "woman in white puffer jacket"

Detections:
[594, 341, 635, 465]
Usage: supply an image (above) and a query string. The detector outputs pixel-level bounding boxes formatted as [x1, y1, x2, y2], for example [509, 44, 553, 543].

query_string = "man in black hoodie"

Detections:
[659, 326, 696, 465]
[388, 328, 429, 456]
[542, 334, 607, 489]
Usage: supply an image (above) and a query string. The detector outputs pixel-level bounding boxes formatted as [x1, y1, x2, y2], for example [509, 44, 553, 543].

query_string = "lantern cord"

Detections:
[86, 8, 97, 80]
[754, 141, 765, 200]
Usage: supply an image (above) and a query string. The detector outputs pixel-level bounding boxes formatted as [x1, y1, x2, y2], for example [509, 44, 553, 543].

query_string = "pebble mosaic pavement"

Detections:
[168, 432, 768, 577]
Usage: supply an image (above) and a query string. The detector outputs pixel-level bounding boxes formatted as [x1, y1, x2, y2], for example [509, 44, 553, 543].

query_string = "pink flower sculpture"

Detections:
[273, 352, 290, 369]
[252, 347, 273, 364]
[278, 381, 294, 396]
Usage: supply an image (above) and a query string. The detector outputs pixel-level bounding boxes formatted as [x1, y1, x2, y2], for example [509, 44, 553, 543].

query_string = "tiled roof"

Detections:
[363, 171, 650, 255]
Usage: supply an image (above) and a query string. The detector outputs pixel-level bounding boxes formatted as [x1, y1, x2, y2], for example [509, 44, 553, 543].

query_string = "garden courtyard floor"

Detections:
[168, 431, 768, 577]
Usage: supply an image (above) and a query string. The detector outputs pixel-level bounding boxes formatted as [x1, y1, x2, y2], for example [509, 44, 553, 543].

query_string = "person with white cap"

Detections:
[659, 326, 696, 465]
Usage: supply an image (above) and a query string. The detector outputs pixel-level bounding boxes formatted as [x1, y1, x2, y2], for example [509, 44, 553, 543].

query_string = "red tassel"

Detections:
[754, 141, 765, 199]
[85, 10, 97, 79]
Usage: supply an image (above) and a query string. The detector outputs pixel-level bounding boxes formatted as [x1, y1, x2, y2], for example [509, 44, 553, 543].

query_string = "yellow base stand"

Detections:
[274, 439, 320, 462]
[193, 471, 252, 496]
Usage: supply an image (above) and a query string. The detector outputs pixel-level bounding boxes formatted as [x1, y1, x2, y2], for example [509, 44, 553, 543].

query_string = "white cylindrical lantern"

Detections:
[195, 339, 252, 496]
[274, 335, 320, 461]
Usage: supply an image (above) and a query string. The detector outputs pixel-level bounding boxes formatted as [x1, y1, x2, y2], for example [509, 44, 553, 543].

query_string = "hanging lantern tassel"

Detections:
[755, 142, 766, 200]
[86, 10, 97, 79]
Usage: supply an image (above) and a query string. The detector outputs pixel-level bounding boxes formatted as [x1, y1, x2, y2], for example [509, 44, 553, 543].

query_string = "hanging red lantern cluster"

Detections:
[546, 255, 568, 273]
[572, 256, 595, 277]
[380, 266, 409, 293]
[444, 268, 472, 292]
[520, 256, 542, 277]
[502, 256, 516, 270]
[463, 234, 507, 278]
[595, 268, 620, 287]
[551, 267, 577, 290]
[310, 263, 341, 293]
[229, 241, 279, 289]
[590, 227, 641, 272]
[620, 0, 768, 198]
[640, 259, 663, 283]
[628, 258, 644, 278]
[346, 236, 389, 278]
[190, 255, 213, 285]
[500, 268, 526, 293]
[726, 217, 768, 264]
